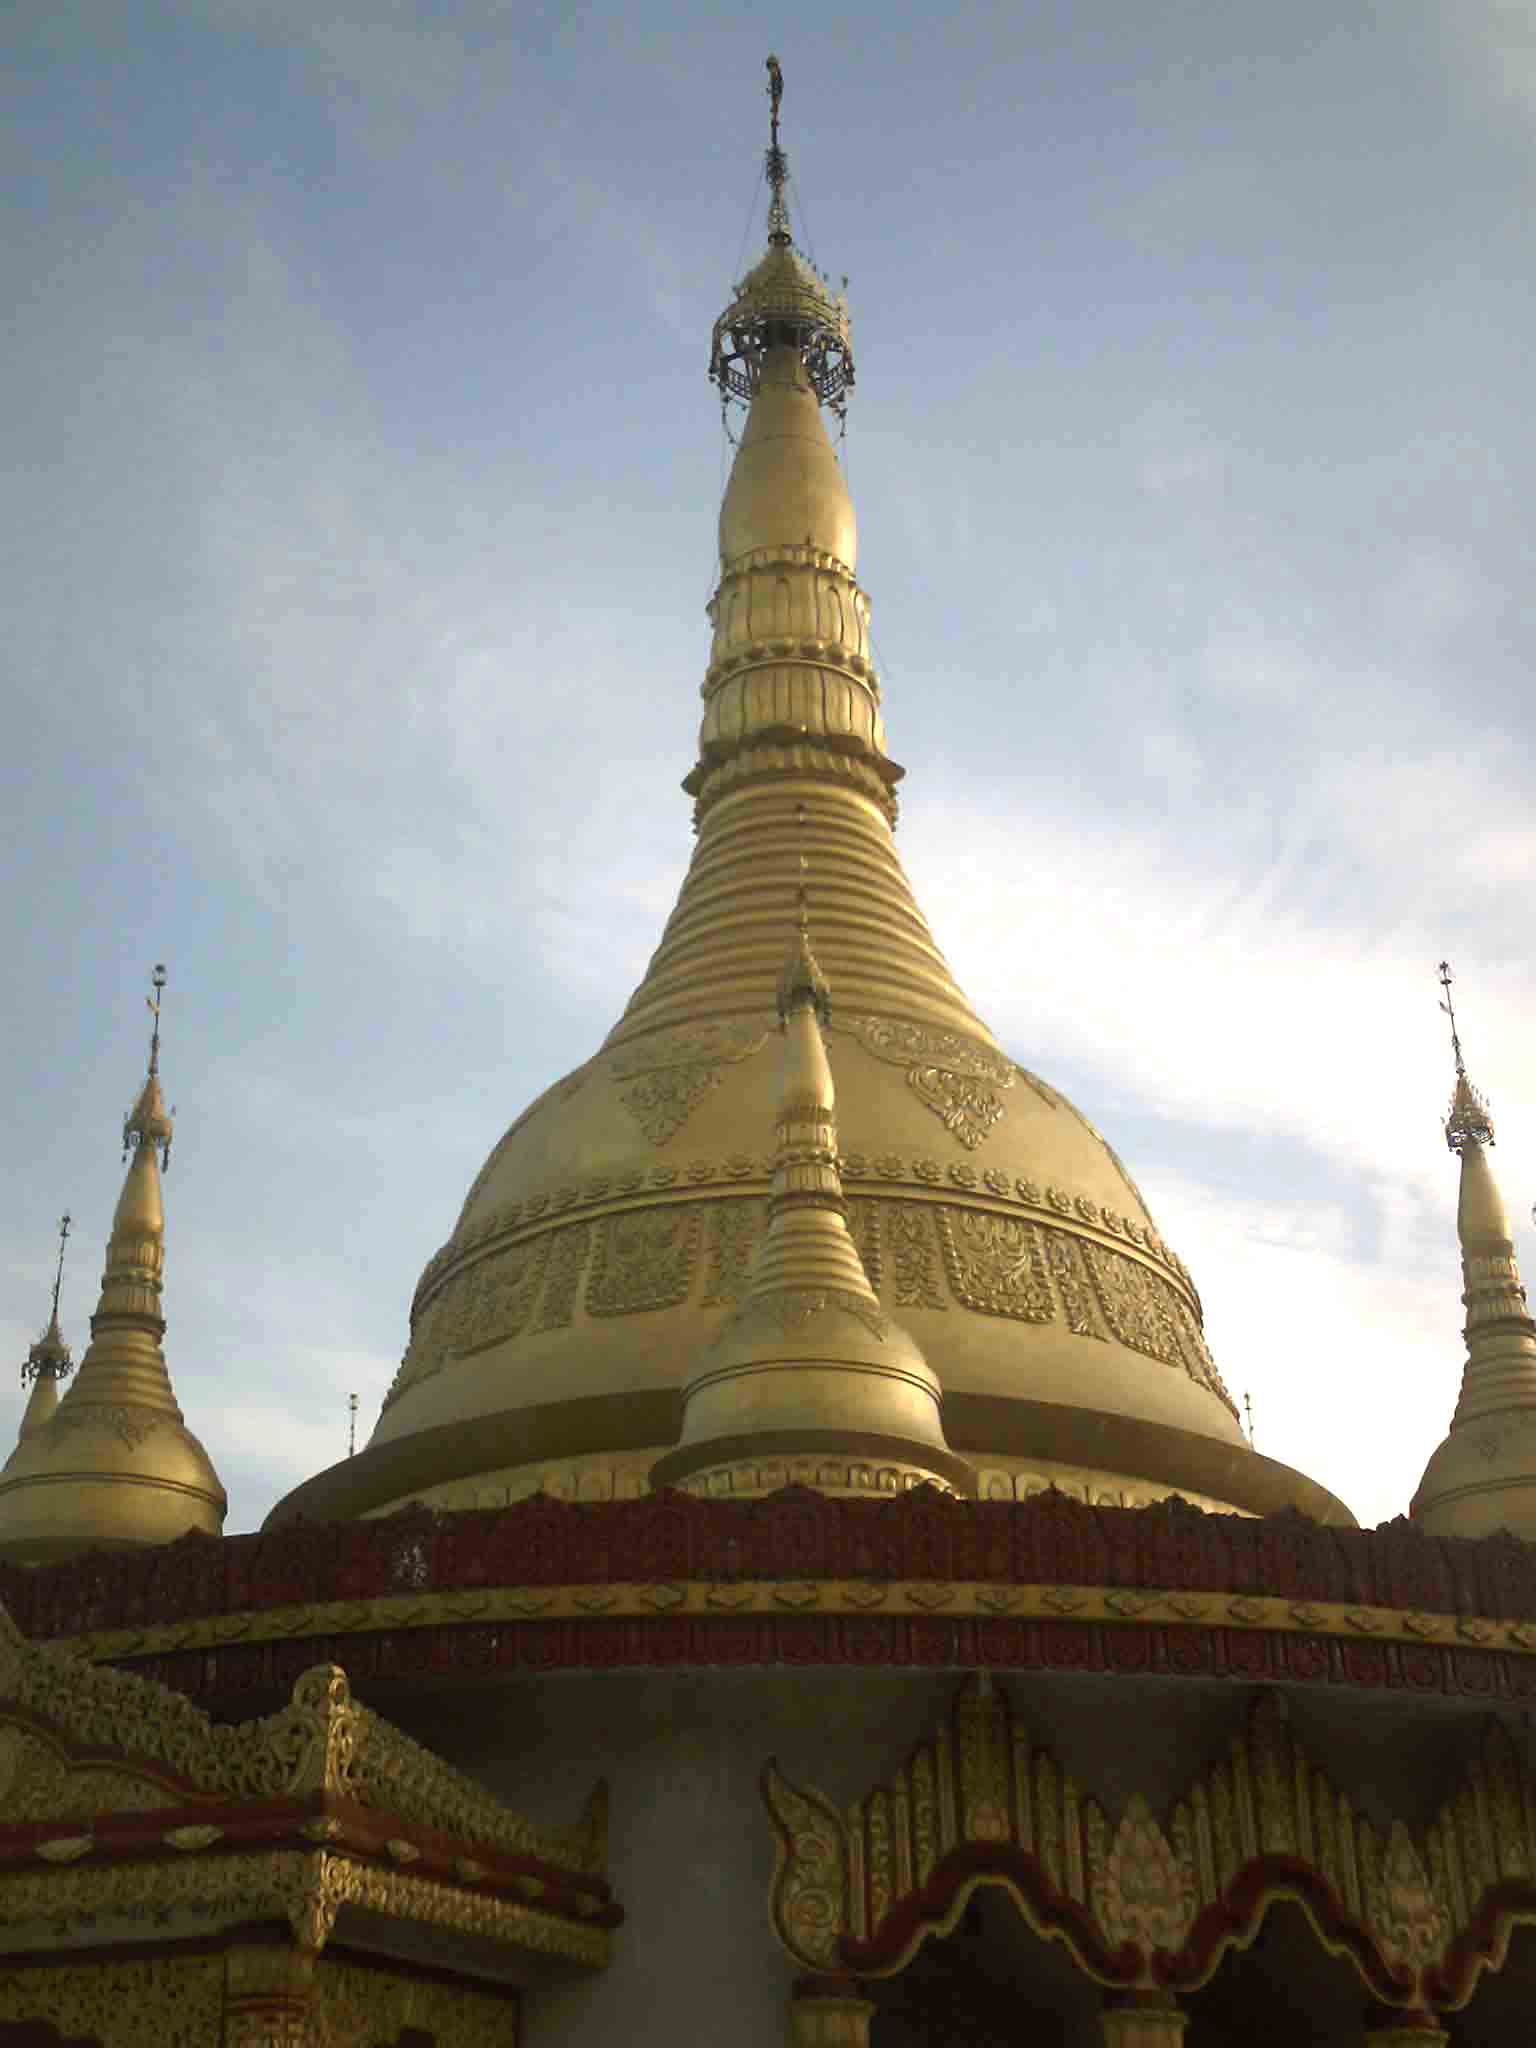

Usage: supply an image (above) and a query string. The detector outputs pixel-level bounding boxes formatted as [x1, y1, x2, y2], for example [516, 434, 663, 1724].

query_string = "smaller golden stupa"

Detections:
[0, 967, 225, 1562]
[1412, 963, 1536, 1539]
[15, 1212, 74, 1445]
[653, 861, 971, 1496]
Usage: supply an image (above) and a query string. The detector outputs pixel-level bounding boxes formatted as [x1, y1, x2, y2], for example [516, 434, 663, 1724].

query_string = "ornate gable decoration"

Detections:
[0, 1605, 619, 1969]
[763, 1674, 1536, 2016]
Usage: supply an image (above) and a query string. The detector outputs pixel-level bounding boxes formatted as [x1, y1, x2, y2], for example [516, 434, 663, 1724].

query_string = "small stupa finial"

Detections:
[1439, 960, 1495, 1152]
[20, 1213, 74, 1388]
[123, 963, 174, 1167]
[765, 54, 788, 244]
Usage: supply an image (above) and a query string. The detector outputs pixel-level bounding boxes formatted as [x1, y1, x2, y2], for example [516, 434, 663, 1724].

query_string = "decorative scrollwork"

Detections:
[611, 1025, 769, 1145]
[763, 1760, 847, 1970]
[587, 1206, 701, 1317]
[765, 1677, 1536, 2015]
[937, 1210, 1053, 1322]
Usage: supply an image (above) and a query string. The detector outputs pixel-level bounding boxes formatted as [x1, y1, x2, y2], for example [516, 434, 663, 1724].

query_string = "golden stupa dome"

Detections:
[273, 114, 1349, 1531]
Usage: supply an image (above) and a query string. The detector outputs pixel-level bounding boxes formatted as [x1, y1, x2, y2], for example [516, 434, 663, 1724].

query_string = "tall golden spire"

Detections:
[653, 848, 971, 1497]
[0, 967, 226, 1562]
[16, 1214, 73, 1443]
[1411, 963, 1536, 1537]
[273, 63, 1344, 1540]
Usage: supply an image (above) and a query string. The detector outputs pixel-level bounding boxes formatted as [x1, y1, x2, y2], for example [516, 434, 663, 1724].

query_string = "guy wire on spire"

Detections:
[1437, 959, 1467, 1079]
[49, 1212, 70, 1327]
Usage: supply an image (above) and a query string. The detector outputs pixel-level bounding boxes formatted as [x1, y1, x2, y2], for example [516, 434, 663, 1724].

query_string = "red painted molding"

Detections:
[7, 1489, 1536, 1651]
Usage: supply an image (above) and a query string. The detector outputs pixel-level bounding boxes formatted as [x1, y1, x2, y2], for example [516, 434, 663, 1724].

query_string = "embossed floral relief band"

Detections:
[764, 1676, 1536, 2016]
[44, 1577, 1536, 1674]
[387, 1190, 1227, 1418]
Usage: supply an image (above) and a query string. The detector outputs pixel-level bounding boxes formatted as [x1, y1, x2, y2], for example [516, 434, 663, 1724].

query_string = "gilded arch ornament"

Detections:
[762, 1675, 1536, 2017]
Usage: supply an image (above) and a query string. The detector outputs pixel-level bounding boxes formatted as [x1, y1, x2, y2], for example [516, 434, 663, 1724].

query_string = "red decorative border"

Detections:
[109, 1611, 1536, 1707]
[10, 1488, 1536, 1648]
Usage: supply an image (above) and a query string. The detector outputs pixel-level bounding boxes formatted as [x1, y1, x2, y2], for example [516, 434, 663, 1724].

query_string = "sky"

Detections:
[3, 0, 1534, 1535]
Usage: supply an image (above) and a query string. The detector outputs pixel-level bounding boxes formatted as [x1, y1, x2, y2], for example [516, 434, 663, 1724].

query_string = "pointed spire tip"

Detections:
[1438, 960, 1494, 1152]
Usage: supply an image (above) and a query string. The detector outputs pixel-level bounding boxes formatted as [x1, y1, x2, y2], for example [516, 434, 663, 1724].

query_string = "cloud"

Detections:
[1439, 0, 1536, 127]
[1145, 1170, 1457, 1528]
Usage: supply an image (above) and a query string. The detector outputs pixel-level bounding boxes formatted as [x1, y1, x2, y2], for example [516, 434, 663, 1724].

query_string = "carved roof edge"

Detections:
[0, 1604, 604, 1878]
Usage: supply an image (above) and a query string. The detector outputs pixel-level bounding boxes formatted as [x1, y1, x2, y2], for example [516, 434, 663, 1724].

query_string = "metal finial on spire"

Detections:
[1439, 959, 1495, 1152]
[1242, 1390, 1255, 1449]
[22, 1213, 74, 1387]
[147, 961, 166, 1076]
[709, 59, 854, 418]
[123, 963, 175, 1167]
[348, 1393, 359, 1458]
[765, 54, 789, 245]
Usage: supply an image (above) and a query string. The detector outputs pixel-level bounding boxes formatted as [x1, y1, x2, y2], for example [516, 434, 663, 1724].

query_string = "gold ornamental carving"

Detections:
[882, 1202, 946, 1310]
[702, 1198, 766, 1307]
[937, 1210, 1053, 1322]
[610, 1024, 769, 1145]
[0, 1611, 604, 1880]
[535, 1223, 591, 1332]
[415, 1150, 1198, 1322]
[837, 1014, 1014, 1150]
[764, 1677, 1536, 2015]
[0, 1954, 224, 2048]
[314, 1956, 518, 2048]
[48, 1404, 159, 1451]
[587, 1206, 701, 1317]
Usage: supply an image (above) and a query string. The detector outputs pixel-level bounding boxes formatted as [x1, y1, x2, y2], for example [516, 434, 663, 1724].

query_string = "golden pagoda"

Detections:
[0, 967, 225, 1561]
[273, 63, 1347, 1535]
[11, 59, 1536, 2048]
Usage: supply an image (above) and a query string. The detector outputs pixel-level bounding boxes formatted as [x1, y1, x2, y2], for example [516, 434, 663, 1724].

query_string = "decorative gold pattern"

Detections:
[0, 1848, 609, 1970]
[882, 1202, 946, 1311]
[837, 1015, 1014, 1150]
[764, 1764, 847, 1969]
[618, 1062, 723, 1145]
[56, 1575, 1536, 1667]
[937, 1211, 1053, 1322]
[535, 1224, 591, 1333]
[587, 1207, 701, 1317]
[315, 1956, 519, 2048]
[701, 1199, 766, 1307]
[765, 1677, 1536, 2015]
[415, 1156, 1197, 1323]
[0, 1955, 224, 2047]
[610, 1024, 769, 1145]
[0, 1723, 181, 1823]
[0, 1611, 603, 1878]
[680, 1459, 953, 1499]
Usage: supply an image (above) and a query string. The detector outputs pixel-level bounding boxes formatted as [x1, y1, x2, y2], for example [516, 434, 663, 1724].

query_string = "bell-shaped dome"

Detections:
[271, 129, 1350, 1531]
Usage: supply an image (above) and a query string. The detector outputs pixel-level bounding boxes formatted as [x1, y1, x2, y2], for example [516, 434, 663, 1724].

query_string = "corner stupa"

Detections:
[0, 968, 226, 1562]
[1412, 964, 1536, 1538]
[272, 62, 1350, 1531]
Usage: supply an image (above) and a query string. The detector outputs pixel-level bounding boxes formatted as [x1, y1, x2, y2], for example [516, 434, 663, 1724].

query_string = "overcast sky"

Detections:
[4, 0, 1534, 1535]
